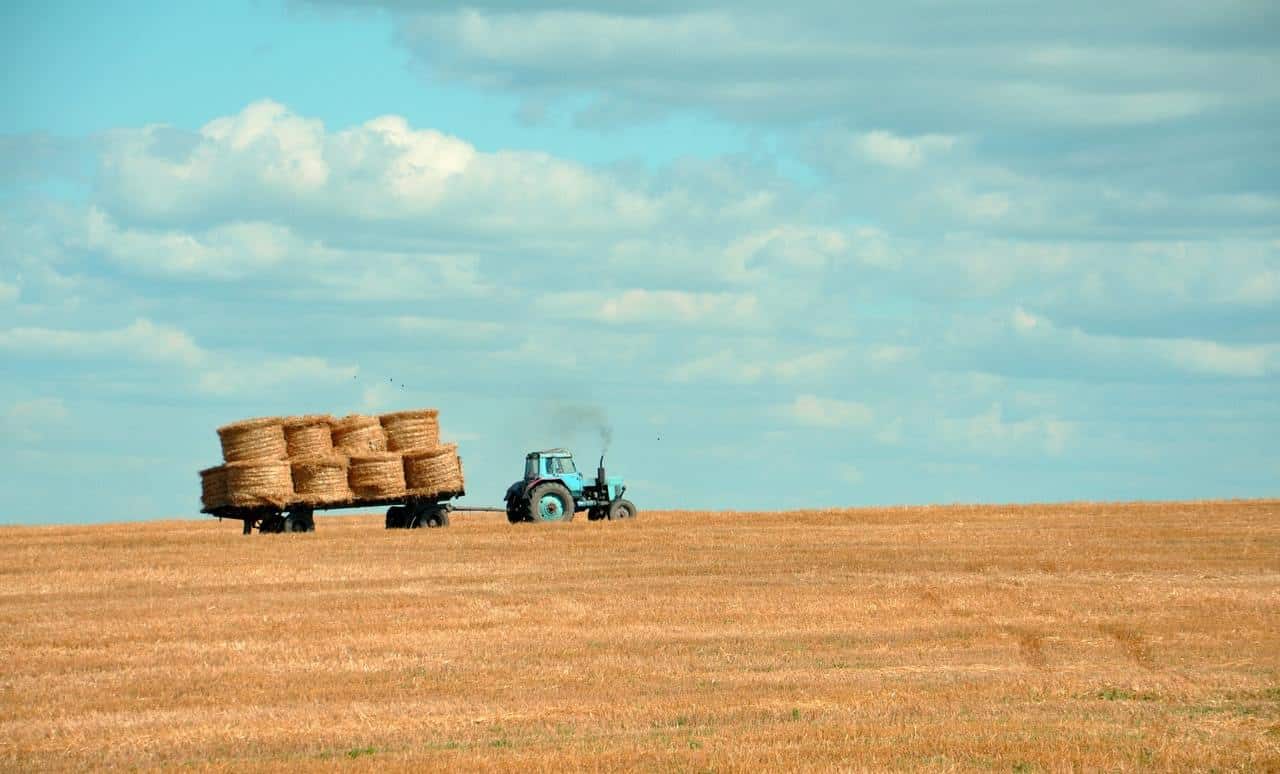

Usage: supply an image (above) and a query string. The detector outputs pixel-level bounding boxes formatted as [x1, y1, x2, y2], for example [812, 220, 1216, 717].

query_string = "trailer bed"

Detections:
[203, 488, 469, 532]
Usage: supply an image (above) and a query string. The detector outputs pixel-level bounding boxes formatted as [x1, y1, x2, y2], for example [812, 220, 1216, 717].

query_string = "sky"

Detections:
[1, 0, 1277, 524]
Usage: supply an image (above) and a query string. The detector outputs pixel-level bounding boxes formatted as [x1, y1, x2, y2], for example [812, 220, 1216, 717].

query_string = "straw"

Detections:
[348, 452, 406, 499]
[225, 459, 294, 508]
[403, 444, 465, 497]
[291, 455, 351, 505]
[217, 416, 287, 462]
[283, 414, 334, 458]
[379, 409, 440, 452]
[199, 465, 229, 510]
[331, 415, 388, 455]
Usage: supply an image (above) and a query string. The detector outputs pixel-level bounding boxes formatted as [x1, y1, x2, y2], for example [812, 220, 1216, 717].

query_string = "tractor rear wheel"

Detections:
[527, 482, 574, 523]
[607, 499, 637, 521]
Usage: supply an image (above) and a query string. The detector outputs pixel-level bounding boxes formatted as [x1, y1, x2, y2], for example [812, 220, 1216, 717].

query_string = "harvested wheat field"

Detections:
[2, 500, 1278, 771]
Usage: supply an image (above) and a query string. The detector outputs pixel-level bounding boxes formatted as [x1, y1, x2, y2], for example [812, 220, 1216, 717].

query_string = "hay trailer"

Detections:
[203, 491, 504, 534]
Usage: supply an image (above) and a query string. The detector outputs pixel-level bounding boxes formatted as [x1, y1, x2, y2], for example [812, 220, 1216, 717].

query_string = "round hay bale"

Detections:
[225, 459, 293, 508]
[348, 452, 406, 499]
[403, 444, 464, 497]
[379, 409, 440, 452]
[331, 415, 388, 455]
[200, 465, 229, 510]
[283, 414, 334, 458]
[291, 455, 351, 505]
[217, 416, 287, 462]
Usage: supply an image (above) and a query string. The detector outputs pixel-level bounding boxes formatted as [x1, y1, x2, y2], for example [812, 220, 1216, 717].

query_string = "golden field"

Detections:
[2, 500, 1278, 772]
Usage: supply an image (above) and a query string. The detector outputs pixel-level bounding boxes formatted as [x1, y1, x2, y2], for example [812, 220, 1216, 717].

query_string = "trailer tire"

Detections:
[386, 505, 407, 529]
[527, 482, 574, 523]
[608, 499, 637, 521]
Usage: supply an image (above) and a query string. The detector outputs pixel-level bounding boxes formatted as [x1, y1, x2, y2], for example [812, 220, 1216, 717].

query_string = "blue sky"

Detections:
[2, 0, 1277, 523]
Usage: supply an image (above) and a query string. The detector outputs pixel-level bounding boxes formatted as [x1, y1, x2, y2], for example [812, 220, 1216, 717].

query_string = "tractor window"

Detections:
[559, 458, 578, 474]
[525, 457, 538, 478]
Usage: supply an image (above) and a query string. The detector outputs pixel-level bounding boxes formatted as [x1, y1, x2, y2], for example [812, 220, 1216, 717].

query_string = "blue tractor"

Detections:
[504, 449, 637, 523]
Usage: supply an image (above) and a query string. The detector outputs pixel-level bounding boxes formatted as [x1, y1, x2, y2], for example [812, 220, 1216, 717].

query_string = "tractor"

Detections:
[504, 449, 637, 523]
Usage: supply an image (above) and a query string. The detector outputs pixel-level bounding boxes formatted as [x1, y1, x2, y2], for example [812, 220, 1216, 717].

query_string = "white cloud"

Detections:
[782, 394, 874, 428]
[395, 315, 504, 340]
[0, 318, 207, 367]
[1009, 306, 1279, 378]
[941, 403, 1074, 456]
[3, 397, 70, 443]
[541, 289, 760, 327]
[855, 130, 957, 169]
[669, 347, 844, 384]
[196, 356, 359, 397]
[97, 100, 660, 235]
[0, 318, 360, 398]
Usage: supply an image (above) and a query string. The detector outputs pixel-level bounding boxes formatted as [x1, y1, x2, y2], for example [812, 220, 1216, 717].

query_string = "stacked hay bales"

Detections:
[349, 453, 407, 499]
[404, 444, 464, 498]
[200, 465, 229, 510]
[218, 417, 287, 462]
[284, 415, 334, 458]
[198, 406, 465, 514]
[331, 415, 388, 455]
[380, 409, 439, 452]
[291, 455, 351, 505]
[226, 460, 293, 507]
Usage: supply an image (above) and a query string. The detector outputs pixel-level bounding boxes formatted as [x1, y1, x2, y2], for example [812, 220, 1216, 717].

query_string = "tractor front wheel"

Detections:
[527, 482, 574, 523]
[608, 499, 637, 521]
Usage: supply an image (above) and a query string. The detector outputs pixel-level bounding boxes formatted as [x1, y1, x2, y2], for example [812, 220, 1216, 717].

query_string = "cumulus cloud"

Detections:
[854, 130, 957, 169]
[941, 403, 1074, 456]
[781, 394, 874, 428]
[668, 347, 844, 384]
[2, 397, 70, 443]
[0, 318, 207, 367]
[0, 318, 358, 397]
[96, 100, 660, 236]
[540, 289, 761, 327]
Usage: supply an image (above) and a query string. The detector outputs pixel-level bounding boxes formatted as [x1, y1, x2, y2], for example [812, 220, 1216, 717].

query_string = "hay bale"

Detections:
[217, 416, 287, 462]
[403, 444, 465, 497]
[225, 459, 294, 508]
[284, 414, 334, 458]
[331, 415, 387, 455]
[200, 465, 229, 510]
[379, 409, 440, 452]
[291, 455, 351, 505]
[348, 452, 406, 499]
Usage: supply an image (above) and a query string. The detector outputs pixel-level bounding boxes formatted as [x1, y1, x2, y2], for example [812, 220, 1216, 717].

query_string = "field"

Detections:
[2, 500, 1278, 771]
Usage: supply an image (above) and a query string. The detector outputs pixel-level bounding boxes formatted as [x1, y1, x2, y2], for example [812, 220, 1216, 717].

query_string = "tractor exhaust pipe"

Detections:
[597, 455, 607, 490]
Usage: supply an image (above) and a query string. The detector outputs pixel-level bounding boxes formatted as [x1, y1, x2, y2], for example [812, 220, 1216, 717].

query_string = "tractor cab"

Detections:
[504, 448, 635, 524]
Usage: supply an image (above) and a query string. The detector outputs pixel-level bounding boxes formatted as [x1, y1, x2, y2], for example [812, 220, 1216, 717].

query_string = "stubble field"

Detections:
[2, 500, 1278, 771]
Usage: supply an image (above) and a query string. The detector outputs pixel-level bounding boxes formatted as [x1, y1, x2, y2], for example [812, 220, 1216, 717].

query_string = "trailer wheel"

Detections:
[423, 508, 450, 528]
[386, 505, 407, 529]
[527, 482, 574, 522]
[607, 499, 637, 521]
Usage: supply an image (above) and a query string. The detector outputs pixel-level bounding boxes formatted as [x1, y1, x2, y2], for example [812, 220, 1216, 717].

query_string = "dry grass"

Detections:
[2, 500, 1278, 771]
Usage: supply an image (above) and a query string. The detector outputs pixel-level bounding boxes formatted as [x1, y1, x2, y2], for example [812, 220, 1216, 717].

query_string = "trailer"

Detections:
[202, 489, 505, 534]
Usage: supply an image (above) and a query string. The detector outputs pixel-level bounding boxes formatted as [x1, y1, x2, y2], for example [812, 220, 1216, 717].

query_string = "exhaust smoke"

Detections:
[547, 402, 613, 453]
